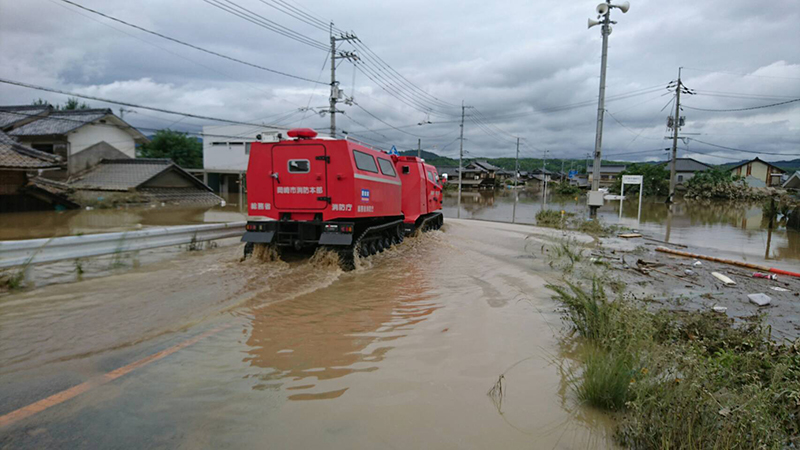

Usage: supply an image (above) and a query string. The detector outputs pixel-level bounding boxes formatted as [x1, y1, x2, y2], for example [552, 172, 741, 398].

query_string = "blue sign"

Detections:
[568, 170, 578, 179]
[389, 145, 398, 155]
[361, 189, 370, 202]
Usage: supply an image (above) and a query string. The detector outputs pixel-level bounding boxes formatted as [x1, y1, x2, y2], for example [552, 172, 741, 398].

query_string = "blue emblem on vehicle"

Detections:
[361, 189, 370, 202]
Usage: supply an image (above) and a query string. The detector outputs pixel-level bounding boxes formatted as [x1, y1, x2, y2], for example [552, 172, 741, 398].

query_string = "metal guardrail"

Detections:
[0, 222, 246, 269]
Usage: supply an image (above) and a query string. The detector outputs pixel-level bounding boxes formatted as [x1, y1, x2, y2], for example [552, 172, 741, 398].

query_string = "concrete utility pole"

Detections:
[667, 67, 683, 204]
[588, 0, 630, 217]
[513, 137, 520, 223]
[457, 101, 466, 219]
[327, 25, 358, 138]
[417, 138, 421, 158]
[514, 137, 521, 190]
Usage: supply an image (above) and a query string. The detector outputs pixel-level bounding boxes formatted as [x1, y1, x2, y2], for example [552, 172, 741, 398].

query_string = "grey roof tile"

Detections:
[0, 130, 62, 169]
[0, 105, 51, 129]
[70, 159, 174, 191]
[8, 109, 112, 136]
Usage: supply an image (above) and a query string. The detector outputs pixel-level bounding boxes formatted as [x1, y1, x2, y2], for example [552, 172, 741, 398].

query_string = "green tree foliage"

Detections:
[611, 163, 669, 196]
[137, 130, 203, 169]
[32, 97, 90, 110]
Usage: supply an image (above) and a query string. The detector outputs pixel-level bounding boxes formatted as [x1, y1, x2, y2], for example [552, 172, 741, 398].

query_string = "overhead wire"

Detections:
[0, 78, 291, 129]
[200, 0, 329, 51]
[56, 0, 326, 85]
[683, 98, 800, 112]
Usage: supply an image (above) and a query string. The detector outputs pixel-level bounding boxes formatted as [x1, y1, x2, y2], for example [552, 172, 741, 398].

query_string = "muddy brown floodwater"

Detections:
[0, 219, 617, 449]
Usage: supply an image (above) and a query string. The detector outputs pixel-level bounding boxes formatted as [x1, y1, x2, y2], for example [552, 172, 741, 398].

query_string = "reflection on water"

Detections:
[0, 197, 247, 240]
[444, 189, 800, 267]
[243, 246, 440, 401]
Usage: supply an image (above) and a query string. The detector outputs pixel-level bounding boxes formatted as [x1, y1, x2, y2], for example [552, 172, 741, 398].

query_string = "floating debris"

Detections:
[748, 293, 771, 307]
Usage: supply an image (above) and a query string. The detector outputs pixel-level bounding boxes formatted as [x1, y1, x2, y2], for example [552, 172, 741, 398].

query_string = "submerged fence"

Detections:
[0, 222, 246, 269]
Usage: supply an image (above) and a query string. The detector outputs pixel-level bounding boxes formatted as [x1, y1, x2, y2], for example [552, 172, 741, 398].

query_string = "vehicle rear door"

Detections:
[272, 144, 327, 209]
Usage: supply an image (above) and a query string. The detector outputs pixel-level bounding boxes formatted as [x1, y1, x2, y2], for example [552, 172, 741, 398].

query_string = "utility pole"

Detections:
[327, 25, 358, 138]
[457, 101, 466, 219]
[667, 67, 684, 204]
[417, 138, 421, 159]
[513, 137, 520, 223]
[587, 0, 630, 217]
[514, 137, 520, 190]
[561, 160, 565, 183]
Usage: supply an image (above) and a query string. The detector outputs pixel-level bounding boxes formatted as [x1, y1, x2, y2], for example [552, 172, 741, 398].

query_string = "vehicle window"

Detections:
[353, 150, 378, 173]
[427, 170, 435, 182]
[377, 158, 396, 177]
[288, 159, 310, 173]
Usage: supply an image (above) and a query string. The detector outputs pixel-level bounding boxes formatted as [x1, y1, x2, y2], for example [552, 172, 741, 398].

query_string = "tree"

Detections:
[611, 163, 669, 196]
[137, 130, 203, 169]
[31, 97, 91, 110]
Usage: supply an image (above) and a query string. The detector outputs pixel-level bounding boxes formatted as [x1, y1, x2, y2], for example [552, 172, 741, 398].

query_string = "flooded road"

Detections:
[0, 220, 616, 449]
[444, 189, 800, 270]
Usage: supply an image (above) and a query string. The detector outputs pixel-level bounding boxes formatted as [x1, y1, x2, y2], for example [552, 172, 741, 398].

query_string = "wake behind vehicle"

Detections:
[242, 128, 443, 267]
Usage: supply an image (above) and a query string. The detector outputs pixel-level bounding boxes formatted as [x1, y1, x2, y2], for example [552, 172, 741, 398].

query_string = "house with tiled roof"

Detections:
[69, 159, 222, 206]
[659, 158, 712, 186]
[0, 130, 78, 211]
[729, 157, 786, 187]
[0, 105, 148, 178]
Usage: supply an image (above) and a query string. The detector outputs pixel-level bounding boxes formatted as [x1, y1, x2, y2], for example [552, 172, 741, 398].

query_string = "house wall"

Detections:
[0, 170, 25, 195]
[68, 123, 136, 157]
[731, 161, 784, 186]
[143, 169, 197, 188]
[69, 141, 130, 174]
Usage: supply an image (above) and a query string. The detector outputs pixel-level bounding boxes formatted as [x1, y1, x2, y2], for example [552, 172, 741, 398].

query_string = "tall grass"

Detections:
[548, 281, 800, 449]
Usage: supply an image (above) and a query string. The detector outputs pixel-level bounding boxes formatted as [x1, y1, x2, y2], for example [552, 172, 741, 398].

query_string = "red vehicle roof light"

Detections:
[287, 128, 318, 139]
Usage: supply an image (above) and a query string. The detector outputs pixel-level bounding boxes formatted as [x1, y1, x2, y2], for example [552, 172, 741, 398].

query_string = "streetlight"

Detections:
[587, 0, 630, 217]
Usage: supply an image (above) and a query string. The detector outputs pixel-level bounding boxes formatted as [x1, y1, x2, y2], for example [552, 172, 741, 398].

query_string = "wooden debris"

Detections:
[712, 272, 736, 286]
[619, 233, 643, 239]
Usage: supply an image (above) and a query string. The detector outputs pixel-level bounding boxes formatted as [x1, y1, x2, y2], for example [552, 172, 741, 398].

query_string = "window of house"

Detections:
[31, 143, 54, 153]
[678, 175, 684, 182]
[353, 150, 378, 173]
[377, 158, 396, 177]
[245, 143, 251, 155]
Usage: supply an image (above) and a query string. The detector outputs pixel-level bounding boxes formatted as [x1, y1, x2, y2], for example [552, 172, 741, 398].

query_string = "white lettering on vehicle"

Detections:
[357, 205, 374, 213]
[331, 204, 352, 212]
[276, 186, 323, 195]
[250, 203, 271, 211]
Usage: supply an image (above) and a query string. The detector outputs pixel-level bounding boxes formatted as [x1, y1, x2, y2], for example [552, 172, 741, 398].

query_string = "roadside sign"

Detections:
[389, 145, 398, 155]
[622, 175, 643, 184]
[620, 174, 644, 224]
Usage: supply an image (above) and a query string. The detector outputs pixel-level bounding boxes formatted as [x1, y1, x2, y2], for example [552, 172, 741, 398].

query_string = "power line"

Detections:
[201, 0, 329, 51]
[683, 98, 800, 112]
[350, 38, 459, 110]
[687, 138, 795, 157]
[0, 78, 290, 129]
[682, 67, 800, 81]
[56, 0, 326, 85]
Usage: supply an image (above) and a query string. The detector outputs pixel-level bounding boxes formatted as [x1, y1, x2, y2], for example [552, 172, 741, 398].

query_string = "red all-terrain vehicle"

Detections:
[242, 128, 443, 267]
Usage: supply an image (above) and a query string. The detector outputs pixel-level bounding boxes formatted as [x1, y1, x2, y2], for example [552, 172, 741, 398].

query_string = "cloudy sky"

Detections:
[1, 0, 798, 163]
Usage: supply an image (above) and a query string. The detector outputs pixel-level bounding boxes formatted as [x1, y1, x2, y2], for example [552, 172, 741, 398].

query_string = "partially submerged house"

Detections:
[68, 158, 222, 206]
[729, 158, 786, 187]
[783, 171, 800, 191]
[0, 131, 78, 211]
[1, 106, 149, 179]
[587, 164, 627, 187]
[660, 158, 712, 186]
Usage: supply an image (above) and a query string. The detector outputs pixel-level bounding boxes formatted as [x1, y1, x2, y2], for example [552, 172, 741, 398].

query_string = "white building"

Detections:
[201, 124, 281, 195]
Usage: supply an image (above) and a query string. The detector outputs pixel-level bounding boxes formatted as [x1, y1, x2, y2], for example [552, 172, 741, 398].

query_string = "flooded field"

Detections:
[444, 189, 800, 270]
[0, 220, 617, 449]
